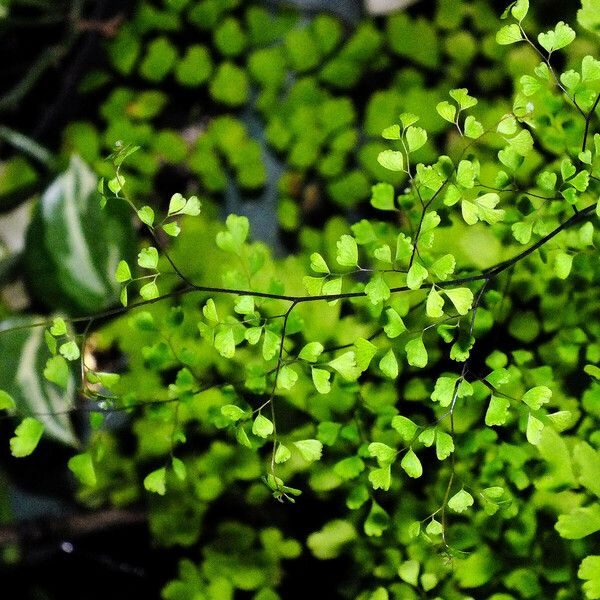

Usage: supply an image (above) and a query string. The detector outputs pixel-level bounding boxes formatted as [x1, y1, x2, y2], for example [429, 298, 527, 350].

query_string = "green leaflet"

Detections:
[436, 100, 456, 123]
[368, 442, 396, 466]
[365, 274, 390, 304]
[298, 342, 324, 362]
[555, 252, 573, 279]
[430, 254, 455, 280]
[44, 356, 69, 389]
[399, 560, 420, 586]
[405, 336, 428, 368]
[435, 430, 454, 460]
[538, 21, 576, 53]
[59, 340, 80, 361]
[405, 126, 427, 152]
[49, 317, 67, 337]
[354, 338, 377, 371]
[461, 193, 504, 225]
[277, 365, 298, 390]
[457, 160, 477, 188]
[364, 500, 390, 537]
[449, 88, 477, 110]
[498, 114, 518, 135]
[381, 124, 401, 140]
[379, 349, 398, 379]
[115, 260, 132, 283]
[521, 386, 552, 410]
[312, 368, 331, 394]
[426, 519, 443, 536]
[328, 351, 358, 380]
[215, 327, 236, 358]
[448, 489, 474, 512]
[137, 205, 155, 227]
[373, 244, 391, 264]
[431, 376, 458, 407]
[252, 414, 274, 438]
[68, 452, 97, 486]
[203, 299, 219, 323]
[317, 422, 341, 447]
[322, 277, 342, 302]
[370, 182, 395, 210]
[10, 417, 45, 457]
[526, 413, 545, 445]
[426, 286, 444, 318]
[464, 115, 484, 139]
[485, 395, 510, 426]
[216, 214, 250, 254]
[307, 520, 357, 559]
[377, 150, 404, 171]
[369, 465, 391, 491]
[347, 485, 369, 510]
[556, 505, 600, 539]
[171, 458, 186, 482]
[406, 262, 428, 290]
[310, 252, 329, 274]
[512, 221, 533, 244]
[293, 439, 323, 462]
[573, 442, 600, 498]
[139, 281, 159, 300]
[334, 456, 365, 480]
[507, 130, 534, 156]
[578, 555, 600, 600]
[421, 211, 440, 233]
[510, 0, 529, 21]
[578, 0, 600, 36]
[275, 444, 291, 464]
[401, 449, 423, 478]
[418, 428, 435, 447]
[399, 112, 419, 128]
[176, 45, 213, 86]
[444, 287, 473, 315]
[144, 467, 167, 495]
[221, 404, 248, 422]
[395, 233, 413, 262]
[209, 62, 249, 106]
[336, 234, 358, 267]
[496, 23, 523, 45]
[0, 390, 15, 411]
[140, 37, 177, 82]
[392, 415, 418, 441]
[214, 18, 247, 58]
[234, 295, 255, 315]
[383, 308, 406, 338]
[262, 329, 280, 361]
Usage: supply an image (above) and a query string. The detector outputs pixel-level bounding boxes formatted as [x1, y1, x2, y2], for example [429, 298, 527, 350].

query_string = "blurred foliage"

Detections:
[1, 0, 573, 225]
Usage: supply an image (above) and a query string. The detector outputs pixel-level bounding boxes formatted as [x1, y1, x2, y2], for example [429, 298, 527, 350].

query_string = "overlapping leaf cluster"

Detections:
[1, 0, 539, 231]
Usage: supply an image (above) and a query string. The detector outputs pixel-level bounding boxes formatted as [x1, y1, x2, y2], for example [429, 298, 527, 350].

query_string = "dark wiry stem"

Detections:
[2, 203, 595, 341]
[582, 93, 600, 153]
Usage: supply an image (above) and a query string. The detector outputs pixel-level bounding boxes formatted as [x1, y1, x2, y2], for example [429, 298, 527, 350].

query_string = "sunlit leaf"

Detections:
[10, 417, 45, 457]
[252, 414, 274, 438]
[448, 489, 474, 512]
[401, 449, 422, 478]
[293, 439, 323, 462]
[144, 467, 167, 495]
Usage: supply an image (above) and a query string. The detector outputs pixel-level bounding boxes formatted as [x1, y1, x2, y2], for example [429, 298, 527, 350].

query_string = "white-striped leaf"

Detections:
[24, 155, 135, 313]
[0, 318, 77, 446]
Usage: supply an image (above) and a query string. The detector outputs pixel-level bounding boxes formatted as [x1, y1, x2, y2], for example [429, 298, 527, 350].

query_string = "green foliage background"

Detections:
[1, 0, 600, 598]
